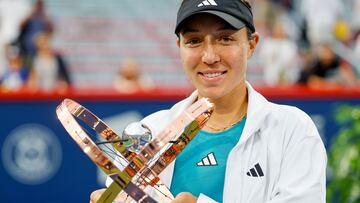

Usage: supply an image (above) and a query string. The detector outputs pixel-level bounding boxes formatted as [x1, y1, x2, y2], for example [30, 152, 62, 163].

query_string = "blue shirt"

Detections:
[170, 117, 246, 202]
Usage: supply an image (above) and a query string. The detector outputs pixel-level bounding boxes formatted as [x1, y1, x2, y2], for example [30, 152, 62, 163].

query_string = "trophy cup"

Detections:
[56, 98, 214, 202]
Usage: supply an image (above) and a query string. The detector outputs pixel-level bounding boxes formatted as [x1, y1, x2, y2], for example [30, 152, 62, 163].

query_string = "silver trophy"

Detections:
[122, 122, 152, 153]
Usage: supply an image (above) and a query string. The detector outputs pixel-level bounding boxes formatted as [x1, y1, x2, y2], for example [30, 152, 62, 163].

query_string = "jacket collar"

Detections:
[176, 82, 270, 144]
[239, 82, 270, 145]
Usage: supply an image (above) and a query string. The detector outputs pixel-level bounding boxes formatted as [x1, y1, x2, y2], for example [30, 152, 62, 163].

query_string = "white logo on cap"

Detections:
[198, 0, 218, 7]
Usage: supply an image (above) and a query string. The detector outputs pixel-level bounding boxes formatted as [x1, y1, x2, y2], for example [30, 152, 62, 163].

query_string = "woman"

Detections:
[91, 1, 326, 202]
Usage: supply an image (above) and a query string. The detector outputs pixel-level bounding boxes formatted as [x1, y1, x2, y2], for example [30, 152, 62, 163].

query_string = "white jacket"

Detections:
[140, 83, 327, 203]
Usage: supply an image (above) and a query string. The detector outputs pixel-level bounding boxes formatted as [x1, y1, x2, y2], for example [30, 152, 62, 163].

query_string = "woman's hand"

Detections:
[171, 192, 197, 203]
[90, 188, 132, 203]
[90, 188, 106, 203]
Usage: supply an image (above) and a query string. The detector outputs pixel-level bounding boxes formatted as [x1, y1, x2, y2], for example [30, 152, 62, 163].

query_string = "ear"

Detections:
[247, 32, 260, 58]
[176, 37, 180, 48]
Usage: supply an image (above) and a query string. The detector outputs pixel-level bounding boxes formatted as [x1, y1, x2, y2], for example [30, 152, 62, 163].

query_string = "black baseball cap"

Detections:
[175, 0, 255, 35]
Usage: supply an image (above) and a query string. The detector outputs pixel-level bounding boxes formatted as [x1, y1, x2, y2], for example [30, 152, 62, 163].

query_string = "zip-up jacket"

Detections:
[109, 83, 327, 203]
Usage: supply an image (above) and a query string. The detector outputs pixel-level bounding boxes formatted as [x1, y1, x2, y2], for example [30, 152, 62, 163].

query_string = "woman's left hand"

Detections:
[171, 192, 197, 203]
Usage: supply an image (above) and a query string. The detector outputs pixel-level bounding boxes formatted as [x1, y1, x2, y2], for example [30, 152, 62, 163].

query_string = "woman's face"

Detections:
[177, 14, 258, 100]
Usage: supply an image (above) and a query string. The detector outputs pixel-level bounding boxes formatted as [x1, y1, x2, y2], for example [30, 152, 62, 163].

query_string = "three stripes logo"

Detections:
[197, 152, 218, 166]
[198, 0, 218, 7]
[246, 163, 264, 177]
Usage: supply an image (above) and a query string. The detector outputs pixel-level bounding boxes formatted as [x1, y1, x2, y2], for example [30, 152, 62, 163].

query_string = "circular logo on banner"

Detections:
[1, 123, 62, 185]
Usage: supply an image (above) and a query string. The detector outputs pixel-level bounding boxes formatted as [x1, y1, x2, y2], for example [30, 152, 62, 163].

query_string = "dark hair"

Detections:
[246, 28, 253, 40]
[241, 0, 254, 39]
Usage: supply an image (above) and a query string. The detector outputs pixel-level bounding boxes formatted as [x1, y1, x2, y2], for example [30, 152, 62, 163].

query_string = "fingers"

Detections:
[114, 191, 132, 203]
[90, 189, 132, 203]
[171, 192, 197, 203]
[90, 188, 106, 203]
[90, 189, 194, 203]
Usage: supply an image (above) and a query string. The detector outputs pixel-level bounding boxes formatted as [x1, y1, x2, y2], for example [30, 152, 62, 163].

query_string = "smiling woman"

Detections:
[90, 0, 327, 202]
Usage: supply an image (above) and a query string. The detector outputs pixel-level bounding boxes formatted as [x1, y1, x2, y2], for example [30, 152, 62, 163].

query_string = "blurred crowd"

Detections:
[252, 0, 360, 88]
[0, 0, 71, 93]
[0, 0, 360, 93]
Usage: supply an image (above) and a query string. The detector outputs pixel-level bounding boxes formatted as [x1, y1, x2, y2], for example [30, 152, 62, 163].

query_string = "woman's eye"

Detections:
[185, 39, 201, 46]
[220, 37, 233, 43]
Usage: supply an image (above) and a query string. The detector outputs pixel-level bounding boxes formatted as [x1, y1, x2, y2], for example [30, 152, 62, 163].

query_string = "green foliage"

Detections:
[327, 105, 360, 203]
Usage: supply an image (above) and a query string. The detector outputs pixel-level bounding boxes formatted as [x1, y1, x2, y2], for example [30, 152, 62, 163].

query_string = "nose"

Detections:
[202, 43, 220, 65]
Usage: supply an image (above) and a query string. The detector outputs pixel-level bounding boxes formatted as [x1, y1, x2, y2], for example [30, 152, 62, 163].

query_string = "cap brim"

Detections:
[200, 10, 246, 29]
[176, 10, 246, 34]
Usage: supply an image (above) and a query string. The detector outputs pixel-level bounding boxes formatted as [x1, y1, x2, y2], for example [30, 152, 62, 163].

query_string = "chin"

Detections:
[198, 88, 224, 100]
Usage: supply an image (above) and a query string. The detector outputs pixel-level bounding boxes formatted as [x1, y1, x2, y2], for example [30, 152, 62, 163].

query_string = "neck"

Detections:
[201, 84, 248, 132]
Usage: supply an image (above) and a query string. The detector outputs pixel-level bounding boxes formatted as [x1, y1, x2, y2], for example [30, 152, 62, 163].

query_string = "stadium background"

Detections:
[0, 0, 359, 202]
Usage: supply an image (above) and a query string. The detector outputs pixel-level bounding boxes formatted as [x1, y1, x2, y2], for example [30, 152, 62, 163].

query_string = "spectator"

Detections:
[113, 58, 154, 93]
[27, 32, 71, 92]
[298, 43, 358, 88]
[16, 0, 53, 68]
[0, 0, 31, 76]
[259, 20, 299, 85]
[299, 0, 344, 45]
[0, 45, 29, 92]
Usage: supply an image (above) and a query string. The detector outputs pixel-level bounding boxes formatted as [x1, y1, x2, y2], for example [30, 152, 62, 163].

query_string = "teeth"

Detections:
[204, 72, 223, 78]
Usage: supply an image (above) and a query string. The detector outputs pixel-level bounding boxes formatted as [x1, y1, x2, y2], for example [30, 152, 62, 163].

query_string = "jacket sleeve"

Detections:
[267, 116, 327, 203]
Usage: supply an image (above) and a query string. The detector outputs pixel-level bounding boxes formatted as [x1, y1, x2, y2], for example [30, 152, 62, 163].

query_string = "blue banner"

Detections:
[0, 97, 359, 202]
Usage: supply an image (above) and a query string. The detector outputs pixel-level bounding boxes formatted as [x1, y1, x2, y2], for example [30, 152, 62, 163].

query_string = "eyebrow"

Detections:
[181, 27, 198, 35]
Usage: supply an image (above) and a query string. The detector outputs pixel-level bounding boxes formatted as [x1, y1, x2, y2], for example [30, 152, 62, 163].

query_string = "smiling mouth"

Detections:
[200, 71, 227, 78]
